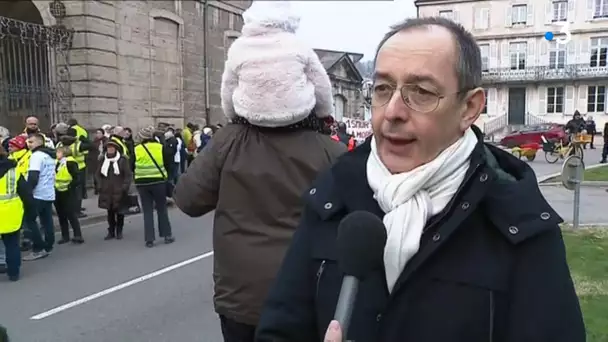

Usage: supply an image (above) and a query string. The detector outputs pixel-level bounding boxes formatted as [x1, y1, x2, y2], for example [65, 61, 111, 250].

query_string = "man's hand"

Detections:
[324, 320, 343, 342]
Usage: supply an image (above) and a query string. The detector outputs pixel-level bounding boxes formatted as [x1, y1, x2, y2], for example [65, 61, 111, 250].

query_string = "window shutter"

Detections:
[545, 2, 553, 24]
[540, 40, 549, 66]
[453, 11, 460, 23]
[568, 0, 576, 22]
[505, 6, 512, 27]
[567, 41, 576, 64]
[528, 40, 536, 66]
[579, 38, 590, 64]
[488, 88, 497, 115]
[566, 86, 575, 114]
[490, 42, 498, 68]
[474, 8, 480, 29]
[483, 8, 490, 29]
[501, 42, 510, 67]
[527, 4, 534, 25]
[587, 0, 595, 20]
[539, 86, 547, 114]
[578, 86, 588, 114]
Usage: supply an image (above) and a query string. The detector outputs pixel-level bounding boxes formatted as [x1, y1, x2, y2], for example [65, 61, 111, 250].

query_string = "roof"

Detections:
[314, 49, 364, 70]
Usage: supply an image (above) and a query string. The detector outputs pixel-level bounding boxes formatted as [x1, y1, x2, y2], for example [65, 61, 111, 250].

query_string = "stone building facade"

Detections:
[0, 0, 251, 132]
[0, 1, 366, 133]
[315, 49, 366, 121]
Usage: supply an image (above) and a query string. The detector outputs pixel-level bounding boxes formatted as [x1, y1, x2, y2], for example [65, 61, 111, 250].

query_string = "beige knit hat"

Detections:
[138, 126, 155, 140]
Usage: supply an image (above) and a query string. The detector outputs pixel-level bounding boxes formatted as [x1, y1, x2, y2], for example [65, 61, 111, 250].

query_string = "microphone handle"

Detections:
[333, 275, 359, 339]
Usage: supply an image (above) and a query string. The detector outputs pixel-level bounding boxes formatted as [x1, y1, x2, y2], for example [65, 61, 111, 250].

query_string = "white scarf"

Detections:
[366, 128, 478, 292]
[101, 152, 121, 177]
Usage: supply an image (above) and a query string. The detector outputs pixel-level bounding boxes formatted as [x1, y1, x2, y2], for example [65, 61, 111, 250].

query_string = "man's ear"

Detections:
[459, 87, 485, 131]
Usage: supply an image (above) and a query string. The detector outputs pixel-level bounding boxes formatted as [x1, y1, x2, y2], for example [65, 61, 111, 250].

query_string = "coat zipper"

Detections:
[316, 260, 326, 297]
[489, 291, 495, 342]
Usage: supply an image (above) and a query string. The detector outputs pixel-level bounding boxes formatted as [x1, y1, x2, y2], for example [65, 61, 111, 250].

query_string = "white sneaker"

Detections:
[22, 250, 49, 261]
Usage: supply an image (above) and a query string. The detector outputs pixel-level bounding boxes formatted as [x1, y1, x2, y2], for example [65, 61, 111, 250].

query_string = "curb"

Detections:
[537, 162, 606, 184]
[539, 181, 608, 187]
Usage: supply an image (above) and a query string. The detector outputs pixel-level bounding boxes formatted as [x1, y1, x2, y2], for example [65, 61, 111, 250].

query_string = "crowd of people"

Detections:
[0, 116, 238, 281]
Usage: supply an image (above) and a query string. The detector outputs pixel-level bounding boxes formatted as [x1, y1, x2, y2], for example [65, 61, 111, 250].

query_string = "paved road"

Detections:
[0, 210, 223, 342]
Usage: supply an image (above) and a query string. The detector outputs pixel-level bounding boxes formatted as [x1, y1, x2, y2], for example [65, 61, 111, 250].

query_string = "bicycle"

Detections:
[542, 135, 584, 164]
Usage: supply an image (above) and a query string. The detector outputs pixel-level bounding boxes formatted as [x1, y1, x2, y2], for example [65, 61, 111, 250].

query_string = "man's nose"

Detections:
[383, 90, 410, 122]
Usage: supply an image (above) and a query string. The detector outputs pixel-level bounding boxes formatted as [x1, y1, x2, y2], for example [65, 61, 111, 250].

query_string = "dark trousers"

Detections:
[107, 209, 124, 235]
[219, 315, 256, 342]
[1, 230, 21, 278]
[81, 166, 88, 199]
[137, 183, 172, 242]
[602, 142, 608, 161]
[76, 169, 85, 210]
[168, 162, 180, 185]
[26, 199, 55, 252]
[54, 191, 82, 240]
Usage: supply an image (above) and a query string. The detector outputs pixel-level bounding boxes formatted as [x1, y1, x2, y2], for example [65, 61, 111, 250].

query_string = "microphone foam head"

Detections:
[337, 211, 387, 279]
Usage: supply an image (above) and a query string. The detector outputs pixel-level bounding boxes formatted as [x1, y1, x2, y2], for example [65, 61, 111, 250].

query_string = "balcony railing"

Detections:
[482, 64, 608, 84]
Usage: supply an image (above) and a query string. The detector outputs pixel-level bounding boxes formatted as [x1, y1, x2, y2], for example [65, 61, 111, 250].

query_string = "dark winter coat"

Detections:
[256, 127, 585, 342]
[95, 155, 132, 211]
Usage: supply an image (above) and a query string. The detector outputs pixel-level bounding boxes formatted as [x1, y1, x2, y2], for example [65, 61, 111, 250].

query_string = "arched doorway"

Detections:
[334, 95, 346, 122]
[0, 1, 73, 133]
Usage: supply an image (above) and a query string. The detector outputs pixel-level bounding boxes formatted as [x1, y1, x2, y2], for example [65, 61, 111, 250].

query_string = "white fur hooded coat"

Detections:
[220, 1, 334, 127]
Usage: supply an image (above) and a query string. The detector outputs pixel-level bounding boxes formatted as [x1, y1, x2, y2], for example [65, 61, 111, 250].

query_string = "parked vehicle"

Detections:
[499, 124, 567, 148]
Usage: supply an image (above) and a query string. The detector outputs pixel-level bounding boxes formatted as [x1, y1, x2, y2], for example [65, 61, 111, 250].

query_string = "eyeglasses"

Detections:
[371, 83, 463, 113]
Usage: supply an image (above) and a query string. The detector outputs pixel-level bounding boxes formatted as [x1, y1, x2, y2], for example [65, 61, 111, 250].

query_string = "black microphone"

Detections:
[333, 211, 387, 338]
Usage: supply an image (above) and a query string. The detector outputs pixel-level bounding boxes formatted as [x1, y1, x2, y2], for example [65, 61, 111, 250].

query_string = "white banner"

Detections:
[343, 118, 373, 140]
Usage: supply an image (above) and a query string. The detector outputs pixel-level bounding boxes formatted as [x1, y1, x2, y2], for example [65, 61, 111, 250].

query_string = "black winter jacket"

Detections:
[256, 128, 585, 342]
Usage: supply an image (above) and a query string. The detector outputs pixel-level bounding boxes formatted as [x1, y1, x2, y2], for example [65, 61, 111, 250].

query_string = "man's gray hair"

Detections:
[374, 17, 482, 96]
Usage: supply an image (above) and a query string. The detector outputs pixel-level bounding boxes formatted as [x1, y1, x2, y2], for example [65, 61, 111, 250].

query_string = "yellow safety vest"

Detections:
[134, 142, 166, 180]
[0, 168, 24, 234]
[72, 125, 89, 155]
[111, 136, 129, 158]
[9, 149, 31, 177]
[55, 156, 75, 192]
[57, 142, 86, 170]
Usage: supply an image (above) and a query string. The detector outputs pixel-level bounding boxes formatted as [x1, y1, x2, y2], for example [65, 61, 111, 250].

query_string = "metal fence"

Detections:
[0, 16, 73, 132]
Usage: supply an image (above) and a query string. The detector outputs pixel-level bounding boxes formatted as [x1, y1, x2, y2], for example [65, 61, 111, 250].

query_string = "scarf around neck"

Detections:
[101, 152, 121, 177]
[366, 128, 478, 292]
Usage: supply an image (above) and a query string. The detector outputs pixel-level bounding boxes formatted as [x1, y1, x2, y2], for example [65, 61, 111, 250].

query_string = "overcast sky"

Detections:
[291, 1, 417, 61]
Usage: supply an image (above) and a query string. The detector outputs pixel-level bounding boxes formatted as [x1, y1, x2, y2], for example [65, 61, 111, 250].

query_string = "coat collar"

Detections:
[319, 126, 562, 244]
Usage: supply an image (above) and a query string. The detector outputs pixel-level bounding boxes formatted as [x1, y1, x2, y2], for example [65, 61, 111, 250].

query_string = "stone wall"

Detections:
[56, 0, 249, 130]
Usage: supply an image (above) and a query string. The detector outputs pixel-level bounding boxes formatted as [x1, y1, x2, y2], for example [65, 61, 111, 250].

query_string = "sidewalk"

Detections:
[541, 186, 608, 225]
[51, 190, 176, 228]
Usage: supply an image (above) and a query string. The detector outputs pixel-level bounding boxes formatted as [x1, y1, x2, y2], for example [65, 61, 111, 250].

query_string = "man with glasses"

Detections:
[256, 17, 585, 342]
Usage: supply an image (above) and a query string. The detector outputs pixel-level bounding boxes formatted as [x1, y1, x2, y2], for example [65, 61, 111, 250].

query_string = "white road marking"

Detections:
[30, 251, 214, 320]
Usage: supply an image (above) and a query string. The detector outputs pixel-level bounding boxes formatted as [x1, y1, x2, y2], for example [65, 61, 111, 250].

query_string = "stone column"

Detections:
[63, 0, 119, 129]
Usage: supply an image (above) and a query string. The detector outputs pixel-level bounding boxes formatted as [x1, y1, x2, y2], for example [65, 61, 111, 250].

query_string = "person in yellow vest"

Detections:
[134, 126, 174, 248]
[183, 123, 195, 166]
[0, 144, 34, 281]
[68, 118, 91, 200]
[54, 146, 84, 244]
[55, 127, 92, 218]
[7, 136, 30, 177]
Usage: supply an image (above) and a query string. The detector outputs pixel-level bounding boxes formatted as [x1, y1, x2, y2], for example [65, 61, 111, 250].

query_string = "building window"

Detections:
[553, 0, 568, 21]
[549, 42, 566, 69]
[474, 8, 490, 29]
[509, 42, 527, 70]
[587, 85, 606, 112]
[439, 10, 454, 20]
[547, 87, 564, 114]
[594, 0, 608, 18]
[481, 89, 488, 114]
[591, 37, 608, 67]
[479, 44, 489, 72]
[210, 7, 220, 28]
[512, 5, 527, 25]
